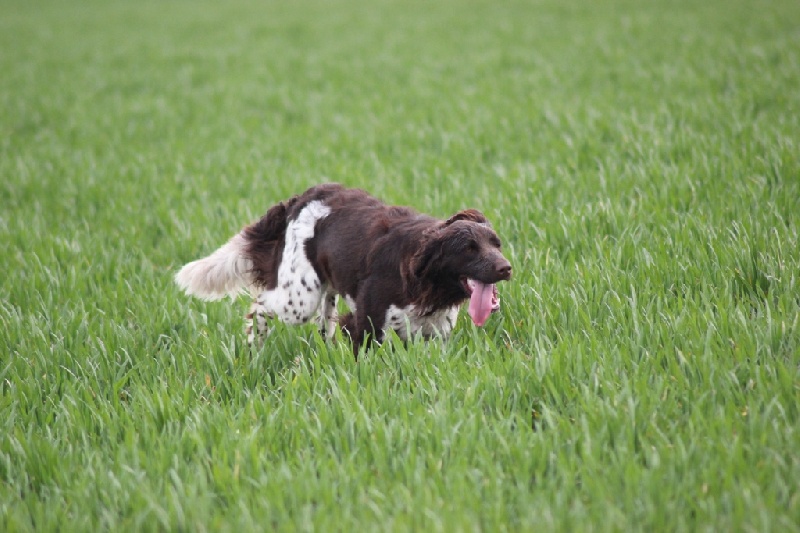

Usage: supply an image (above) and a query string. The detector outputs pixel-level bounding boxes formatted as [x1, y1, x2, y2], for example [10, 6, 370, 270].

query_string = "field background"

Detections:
[2, 0, 799, 531]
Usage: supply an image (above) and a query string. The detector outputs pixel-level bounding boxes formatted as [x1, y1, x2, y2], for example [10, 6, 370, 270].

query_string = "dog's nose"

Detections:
[496, 261, 512, 279]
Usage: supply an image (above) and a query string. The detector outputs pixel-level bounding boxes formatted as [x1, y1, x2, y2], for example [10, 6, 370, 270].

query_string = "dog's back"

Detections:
[175, 184, 348, 299]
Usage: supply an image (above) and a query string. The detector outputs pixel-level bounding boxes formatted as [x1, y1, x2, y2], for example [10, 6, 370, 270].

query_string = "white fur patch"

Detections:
[383, 304, 460, 341]
[253, 201, 331, 326]
[175, 233, 253, 300]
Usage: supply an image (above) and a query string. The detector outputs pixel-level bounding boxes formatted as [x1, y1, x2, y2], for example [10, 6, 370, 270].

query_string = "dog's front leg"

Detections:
[349, 314, 373, 360]
[350, 292, 389, 360]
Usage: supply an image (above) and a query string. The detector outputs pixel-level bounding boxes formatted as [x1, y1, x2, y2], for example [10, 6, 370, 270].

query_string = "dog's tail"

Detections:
[175, 199, 296, 300]
[174, 232, 254, 300]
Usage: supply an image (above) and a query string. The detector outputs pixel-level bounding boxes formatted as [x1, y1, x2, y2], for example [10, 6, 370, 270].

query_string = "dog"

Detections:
[175, 184, 512, 356]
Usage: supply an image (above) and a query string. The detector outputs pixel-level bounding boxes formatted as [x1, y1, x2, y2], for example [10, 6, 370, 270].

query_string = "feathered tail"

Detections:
[174, 232, 254, 300]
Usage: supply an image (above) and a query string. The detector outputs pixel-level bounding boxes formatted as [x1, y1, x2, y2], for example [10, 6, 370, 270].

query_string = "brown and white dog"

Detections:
[175, 184, 512, 356]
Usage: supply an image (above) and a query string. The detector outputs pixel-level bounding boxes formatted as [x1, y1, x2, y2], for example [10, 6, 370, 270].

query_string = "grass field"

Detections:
[2, 0, 799, 530]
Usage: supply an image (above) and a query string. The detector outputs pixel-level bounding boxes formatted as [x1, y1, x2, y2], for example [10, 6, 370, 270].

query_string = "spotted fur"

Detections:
[382, 304, 460, 340]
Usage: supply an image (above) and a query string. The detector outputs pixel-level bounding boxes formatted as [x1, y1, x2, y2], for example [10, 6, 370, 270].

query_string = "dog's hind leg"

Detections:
[316, 289, 338, 340]
[245, 298, 274, 347]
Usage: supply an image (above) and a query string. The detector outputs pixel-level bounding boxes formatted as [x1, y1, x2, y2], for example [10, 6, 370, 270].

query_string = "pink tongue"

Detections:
[468, 280, 495, 327]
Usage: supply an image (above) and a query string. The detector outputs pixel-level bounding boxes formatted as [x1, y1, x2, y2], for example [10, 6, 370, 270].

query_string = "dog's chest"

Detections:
[383, 304, 460, 341]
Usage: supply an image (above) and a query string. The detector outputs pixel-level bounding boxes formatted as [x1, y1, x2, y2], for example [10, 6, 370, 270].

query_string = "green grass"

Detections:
[2, 0, 799, 530]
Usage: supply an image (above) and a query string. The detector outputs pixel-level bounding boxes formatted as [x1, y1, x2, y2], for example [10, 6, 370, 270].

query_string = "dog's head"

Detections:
[410, 209, 512, 326]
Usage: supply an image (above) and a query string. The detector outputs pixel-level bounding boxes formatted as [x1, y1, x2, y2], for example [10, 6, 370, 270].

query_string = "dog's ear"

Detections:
[444, 209, 489, 226]
[410, 229, 445, 280]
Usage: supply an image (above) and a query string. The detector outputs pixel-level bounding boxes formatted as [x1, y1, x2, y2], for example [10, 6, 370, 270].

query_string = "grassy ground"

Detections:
[2, 0, 799, 530]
